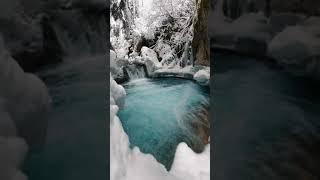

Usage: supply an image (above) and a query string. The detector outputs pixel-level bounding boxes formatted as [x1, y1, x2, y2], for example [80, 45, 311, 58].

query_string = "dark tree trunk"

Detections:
[192, 0, 210, 66]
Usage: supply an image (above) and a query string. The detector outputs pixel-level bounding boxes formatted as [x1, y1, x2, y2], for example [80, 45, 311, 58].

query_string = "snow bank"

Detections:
[110, 76, 210, 180]
[171, 143, 210, 180]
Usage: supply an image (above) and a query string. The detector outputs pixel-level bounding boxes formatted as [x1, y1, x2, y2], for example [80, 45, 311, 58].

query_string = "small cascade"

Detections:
[124, 64, 147, 80]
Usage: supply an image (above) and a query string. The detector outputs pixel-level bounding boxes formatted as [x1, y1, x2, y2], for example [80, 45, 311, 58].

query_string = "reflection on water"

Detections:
[213, 52, 320, 180]
[118, 78, 209, 170]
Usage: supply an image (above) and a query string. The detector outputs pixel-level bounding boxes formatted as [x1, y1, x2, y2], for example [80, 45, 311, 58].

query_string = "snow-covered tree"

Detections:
[111, 0, 209, 67]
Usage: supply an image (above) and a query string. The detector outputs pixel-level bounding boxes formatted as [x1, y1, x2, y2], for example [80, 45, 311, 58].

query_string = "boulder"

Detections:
[194, 68, 210, 86]
[110, 50, 129, 83]
[141, 47, 161, 75]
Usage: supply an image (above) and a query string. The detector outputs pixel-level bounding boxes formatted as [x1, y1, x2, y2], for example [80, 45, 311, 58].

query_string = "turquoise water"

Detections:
[118, 78, 209, 170]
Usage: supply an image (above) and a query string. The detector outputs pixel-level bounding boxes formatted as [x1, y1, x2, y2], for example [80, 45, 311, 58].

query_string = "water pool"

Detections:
[118, 78, 209, 170]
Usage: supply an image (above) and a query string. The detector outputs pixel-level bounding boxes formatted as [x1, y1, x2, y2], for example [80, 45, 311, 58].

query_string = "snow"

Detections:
[194, 68, 210, 86]
[140, 46, 161, 75]
[171, 143, 210, 180]
[110, 76, 210, 180]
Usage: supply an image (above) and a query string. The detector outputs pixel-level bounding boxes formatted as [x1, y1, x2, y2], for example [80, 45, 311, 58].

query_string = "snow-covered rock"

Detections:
[141, 47, 161, 75]
[194, 68, 210, 86]
[110, 75, 126, 109]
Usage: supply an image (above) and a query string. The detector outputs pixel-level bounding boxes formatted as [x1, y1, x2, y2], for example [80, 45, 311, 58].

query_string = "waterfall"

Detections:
[124, 64, 147, 80]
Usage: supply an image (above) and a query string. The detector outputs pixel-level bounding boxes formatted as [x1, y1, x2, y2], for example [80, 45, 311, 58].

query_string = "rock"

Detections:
[153, 66, 195, 79]
[141, 47, 161, 75]
[0, 36, 51, 150]
[194, 68, 210, 86]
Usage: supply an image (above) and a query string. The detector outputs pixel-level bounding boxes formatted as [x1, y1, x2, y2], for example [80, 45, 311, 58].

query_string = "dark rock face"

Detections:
[0, 0, 107, 72]
[193, 0, 210, 66]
